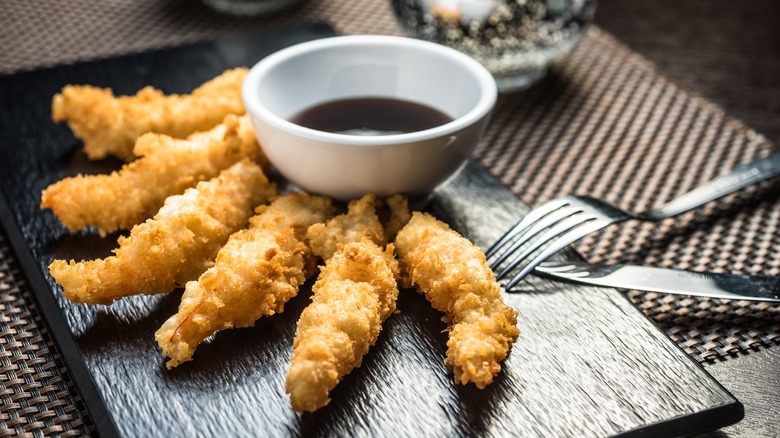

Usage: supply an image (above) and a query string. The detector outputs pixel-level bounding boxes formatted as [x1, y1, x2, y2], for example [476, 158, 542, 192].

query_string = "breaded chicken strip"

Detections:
[381, 194, 412, 242]
[285, 194, 401, 412]
[52, 68, 248, 161]
[305, 194, 385, 261]
[41, 115, 267, 236]
[155, 193, 334, 369]
[285, 240, 399, 413]
[49, 159, 276, 305]
[394, 212, 520, 388]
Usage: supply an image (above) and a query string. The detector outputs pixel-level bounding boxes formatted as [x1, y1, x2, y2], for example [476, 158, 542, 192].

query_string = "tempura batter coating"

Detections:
[306, 194, 385, 261]
[49, 160, 276, 305]
[285, 241, 399, 413]
[381, 194, 412, 242]
[394, 212, 520, 388]
[285, 194, 400, 412]
[52, 68, 248, 160]
[155, 193, 334, 368]
[41, 115, 267, 236]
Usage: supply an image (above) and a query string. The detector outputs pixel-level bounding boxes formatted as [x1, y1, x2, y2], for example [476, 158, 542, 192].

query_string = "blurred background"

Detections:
[1, 0, 777, 146]
[595, 0, 780, 147]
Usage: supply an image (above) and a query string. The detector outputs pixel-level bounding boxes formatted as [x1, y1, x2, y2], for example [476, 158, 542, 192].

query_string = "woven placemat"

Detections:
[1, 0, 778, 435]
[0, 234, 92, 437]
[0, 0, 404, 76]
[475, 29, 780, 363]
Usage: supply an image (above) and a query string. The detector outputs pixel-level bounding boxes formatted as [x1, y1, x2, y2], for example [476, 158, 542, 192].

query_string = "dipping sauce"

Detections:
[289, 97, 453, 136]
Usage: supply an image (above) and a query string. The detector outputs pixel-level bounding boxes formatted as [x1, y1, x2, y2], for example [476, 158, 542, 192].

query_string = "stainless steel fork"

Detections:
[486, 149, 780, 290]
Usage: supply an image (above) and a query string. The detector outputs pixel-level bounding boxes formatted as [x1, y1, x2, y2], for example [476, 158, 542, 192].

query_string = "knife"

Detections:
[532, 261, 780, 302]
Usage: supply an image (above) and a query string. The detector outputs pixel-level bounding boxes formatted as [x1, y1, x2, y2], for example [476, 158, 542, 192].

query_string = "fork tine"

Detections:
[484, 198, 574, 259]
[535, 262, 590, 277]
[534, 261, 591, 278]
[494, 214, 594, 280]
[504, 220, 609, 289]
[534, 262, 581, 273]
[489, 205, 583, 270]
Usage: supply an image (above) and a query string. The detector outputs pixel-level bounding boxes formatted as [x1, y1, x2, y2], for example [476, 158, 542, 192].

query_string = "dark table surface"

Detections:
[596, 1, 779, 436]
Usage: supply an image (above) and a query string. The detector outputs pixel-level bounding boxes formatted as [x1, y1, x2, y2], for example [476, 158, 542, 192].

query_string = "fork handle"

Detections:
[639, 149, 780, 220]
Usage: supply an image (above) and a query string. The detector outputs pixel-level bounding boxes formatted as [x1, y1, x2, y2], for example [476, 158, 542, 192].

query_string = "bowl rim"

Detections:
[242, 34, 497, 148]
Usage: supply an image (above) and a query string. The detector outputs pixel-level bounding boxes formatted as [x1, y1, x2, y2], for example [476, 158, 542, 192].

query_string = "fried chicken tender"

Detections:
[285, 194, 401, 412]
[52, 68, 248, 161]
[41, 114, 267, 236]
[49, 159, 276, 305]
[285, 240, 399, 413]
[155, 193, 335, 369]
[305, 194, 385, 261]
[381, 194, 412, 242]
[394, 212, 520, 388]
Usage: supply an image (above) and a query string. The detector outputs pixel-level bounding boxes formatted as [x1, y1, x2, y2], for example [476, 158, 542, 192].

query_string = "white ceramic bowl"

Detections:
[242, 35, 497, 201]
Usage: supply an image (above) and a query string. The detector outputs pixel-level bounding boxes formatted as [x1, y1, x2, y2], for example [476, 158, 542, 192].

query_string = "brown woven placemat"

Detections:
[0, 0, 404, 76]
[1, 0, 778, 435]
[475, 29, 780, 363]
[0, 234, 92, 437]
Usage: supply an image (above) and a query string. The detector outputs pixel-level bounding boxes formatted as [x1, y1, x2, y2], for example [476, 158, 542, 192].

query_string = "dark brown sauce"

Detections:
[289, 97, 453, 136]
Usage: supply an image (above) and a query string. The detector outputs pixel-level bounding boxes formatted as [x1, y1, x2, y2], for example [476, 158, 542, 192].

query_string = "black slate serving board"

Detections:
[0, 24, 743, 437]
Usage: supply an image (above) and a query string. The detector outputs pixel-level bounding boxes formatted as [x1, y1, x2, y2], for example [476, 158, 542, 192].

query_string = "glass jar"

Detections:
[392, 0, 597, 92]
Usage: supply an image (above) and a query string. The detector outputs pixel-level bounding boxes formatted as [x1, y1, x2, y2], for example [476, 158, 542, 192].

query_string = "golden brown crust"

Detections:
[285, 241, 398, 412]
[306, 194, 385, 261]
[285, 194, 400, 412]
[41, 114, 267, 236]
[394, 212, 520, 388]
[48, 159, 276, 305]
[155, 193, 334, 368]
[52, 68, 248, 161]
[381, 194, 412, 243]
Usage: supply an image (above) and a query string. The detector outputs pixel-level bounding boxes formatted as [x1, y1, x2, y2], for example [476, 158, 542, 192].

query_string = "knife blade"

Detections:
[533, 261, 780, 302]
